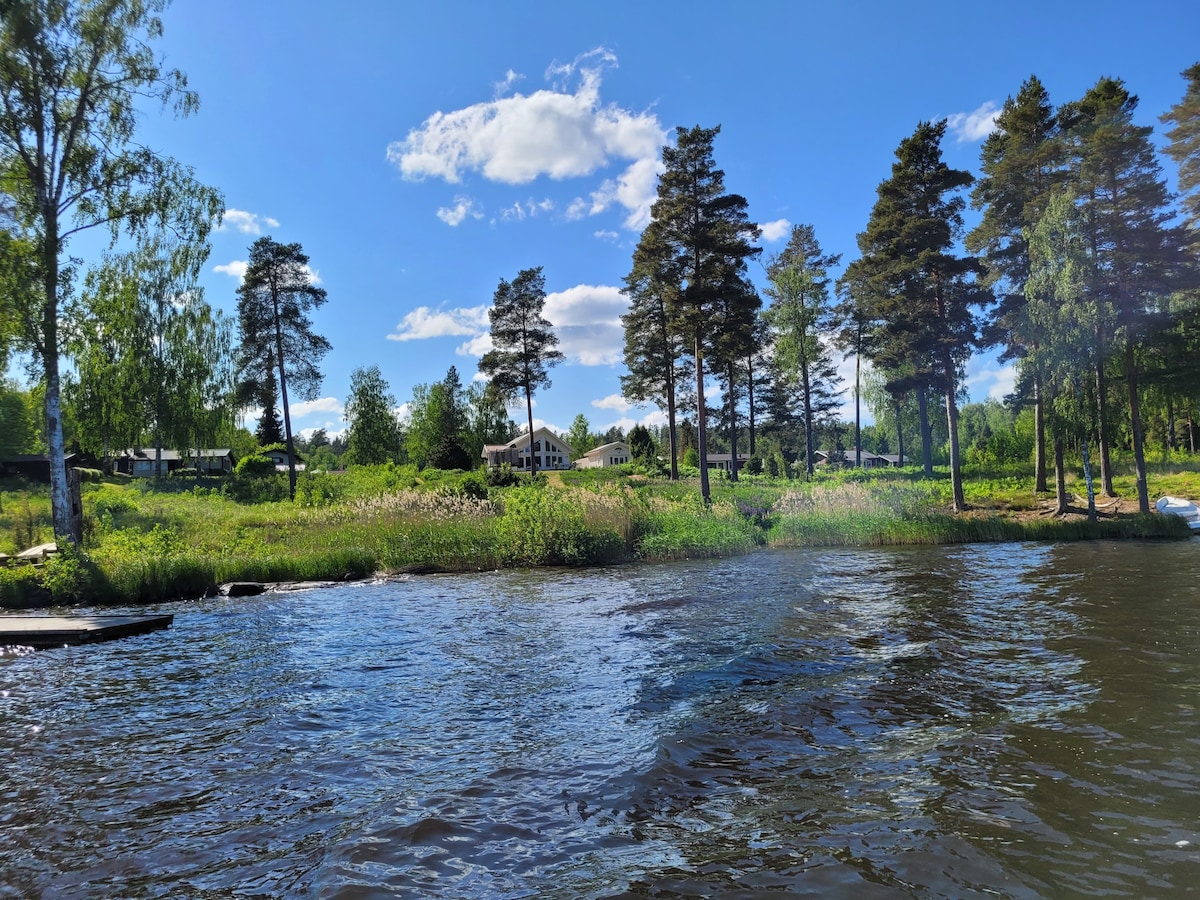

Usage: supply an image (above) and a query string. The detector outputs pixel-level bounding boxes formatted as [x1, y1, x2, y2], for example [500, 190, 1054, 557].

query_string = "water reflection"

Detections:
[2, 541, 1198, 897]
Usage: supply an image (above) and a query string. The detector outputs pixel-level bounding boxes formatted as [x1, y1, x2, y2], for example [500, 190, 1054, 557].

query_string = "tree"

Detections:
[464, 380, 513, 463]
[0, 379, 37, 457]
[407, 366, 470, 470]
[255, 360, 284, 446]
[344, 365, 402, 465]
[968, 75, 1064, 492]
[1161, 62, 1200, 237]
[1061, 77, 1195, 512]
[76, 231, 229, 474]
[842, 121, 990, 511]
[627, 423, 656, 468]
[638, 125, 761, 500]
[235, 236, 331, 499]
[565, 413, 593, 457]
[764, 224, 844, 477]
[478, 267, 563, 475]
[0, 0, 222, 541]
[621, 241, 688, 479]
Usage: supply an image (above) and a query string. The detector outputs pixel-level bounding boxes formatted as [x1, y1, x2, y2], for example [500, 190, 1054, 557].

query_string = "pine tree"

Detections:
[235, 236, 331, 499]
[1061, 77, 1195, 511]
[478, 267, 563, 475]
[621, 237, 688, 479]
[842, 120, 991, 511]
[1161, 62, 1200, 237]
[255, 358, 284, 446]
[968, 75, 1064, 492]
[765, 225, 843, 477]
[639, 125, 761, 500]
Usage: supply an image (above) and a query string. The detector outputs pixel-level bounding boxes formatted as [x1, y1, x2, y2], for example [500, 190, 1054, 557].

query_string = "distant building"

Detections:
[482, 427, 573, 470]
[705, 453, 749, 472]
[575, 440, 631, 469]
[0, 453, 78, 483]
[114, 448, 183, 478]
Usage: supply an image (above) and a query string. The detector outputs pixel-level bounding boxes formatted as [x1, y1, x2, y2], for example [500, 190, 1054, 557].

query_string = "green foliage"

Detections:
[235, 454, 277, 478]
[345, 365, 403, 465]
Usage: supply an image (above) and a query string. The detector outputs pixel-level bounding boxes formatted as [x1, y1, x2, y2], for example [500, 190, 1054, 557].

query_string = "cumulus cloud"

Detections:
[594, 230, 619, 242]
[946, 101, 1001, 143]
[403, 284, 629, 367]
[437, 196, 483, 226]
[592, 393, 635, 413]
[759, 218, 791, 242]
[214, 260, 248, 279]
[388, 305, 491, 342]
[217, 209, 280, 235]
[389, 48, 665, 231]
[290, 397, 344, 419]
[543, 284, 629, 365]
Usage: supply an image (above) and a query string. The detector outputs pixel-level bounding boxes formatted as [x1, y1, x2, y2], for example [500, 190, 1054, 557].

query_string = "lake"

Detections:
[2, 540, 1198, 897]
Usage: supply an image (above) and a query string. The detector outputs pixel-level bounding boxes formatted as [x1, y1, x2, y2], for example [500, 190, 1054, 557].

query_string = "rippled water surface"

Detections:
[3, 541, 1200, 897]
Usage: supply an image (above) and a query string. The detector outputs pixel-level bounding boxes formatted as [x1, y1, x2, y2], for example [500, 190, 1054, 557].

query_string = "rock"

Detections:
[218, 581, 266, 597]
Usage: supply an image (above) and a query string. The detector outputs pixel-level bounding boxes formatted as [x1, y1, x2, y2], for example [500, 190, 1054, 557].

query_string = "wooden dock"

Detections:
[0, 614, 173, 649]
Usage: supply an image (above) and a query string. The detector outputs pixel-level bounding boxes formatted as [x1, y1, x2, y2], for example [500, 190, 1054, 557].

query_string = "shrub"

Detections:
[235, 454, 277, 478]
[486, 464, 521, 487]
[75, 468, 103, 483]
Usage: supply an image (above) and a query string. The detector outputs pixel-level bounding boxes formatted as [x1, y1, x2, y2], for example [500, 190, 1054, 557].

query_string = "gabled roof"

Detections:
[581, 440, 629, 458]
[503, 427, 574, 456]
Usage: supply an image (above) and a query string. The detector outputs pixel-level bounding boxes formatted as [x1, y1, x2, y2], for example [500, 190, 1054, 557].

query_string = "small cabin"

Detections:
[575, 440, 631, 469]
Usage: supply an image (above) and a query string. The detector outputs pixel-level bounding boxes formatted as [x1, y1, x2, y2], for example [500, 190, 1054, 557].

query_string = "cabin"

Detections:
[263, 447, 305, 471]
[705, 453, 749, 472]
[186, 448, 238, 474]
[575, 440, 632, 469]
[0, 453, 78, 483]
[481, 427, 573, 470]
[115, 448, 183, 477]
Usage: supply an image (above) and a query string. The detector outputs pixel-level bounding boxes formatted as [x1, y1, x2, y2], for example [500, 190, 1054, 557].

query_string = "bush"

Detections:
[235, 454, 277, 478]
[75, 467, 103, 483]
[486, 464, 521, 487]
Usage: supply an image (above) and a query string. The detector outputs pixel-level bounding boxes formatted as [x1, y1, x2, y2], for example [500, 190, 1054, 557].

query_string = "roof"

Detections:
[503, 427, 574, 456]
[119, 448, 182, 461]
[581, 440, 629, 458]
[187, 448, 235, 458]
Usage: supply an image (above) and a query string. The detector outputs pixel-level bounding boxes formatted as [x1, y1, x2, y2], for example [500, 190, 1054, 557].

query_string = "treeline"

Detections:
[618, 70, 1200, 514]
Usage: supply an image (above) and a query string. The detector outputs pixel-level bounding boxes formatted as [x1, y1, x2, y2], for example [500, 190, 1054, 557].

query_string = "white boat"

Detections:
[1155, 496, 1200, 531]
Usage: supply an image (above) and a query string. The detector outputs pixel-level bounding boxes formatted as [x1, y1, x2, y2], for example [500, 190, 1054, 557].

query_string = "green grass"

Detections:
[2, 456, 1197, 608]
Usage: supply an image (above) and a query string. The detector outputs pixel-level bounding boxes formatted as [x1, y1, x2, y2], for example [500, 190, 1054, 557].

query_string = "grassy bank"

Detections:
[1, 460, 1194, 608]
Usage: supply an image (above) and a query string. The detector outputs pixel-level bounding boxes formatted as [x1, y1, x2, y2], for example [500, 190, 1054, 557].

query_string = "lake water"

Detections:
[2, 541, 1199, 897]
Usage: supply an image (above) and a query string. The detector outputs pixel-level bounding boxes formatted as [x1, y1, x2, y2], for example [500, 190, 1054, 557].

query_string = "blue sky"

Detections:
[119, 0, 1200, 440]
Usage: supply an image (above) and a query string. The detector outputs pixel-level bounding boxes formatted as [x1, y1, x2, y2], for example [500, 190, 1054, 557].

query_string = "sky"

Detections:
[79, 0, 1200, 442]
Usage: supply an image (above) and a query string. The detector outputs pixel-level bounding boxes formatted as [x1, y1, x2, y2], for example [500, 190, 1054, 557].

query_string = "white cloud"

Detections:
[387, 305, 490, 342]
[290, 397, 344, 418]
[543, 283, 629, 365]
[437, 196, 482, 226]
[217, 209, 279, 235]
[594, 230, 619, 242]
[946, 101, 1001, 143]
[499, 197, 555, 222]
[435, 284, 628, 366]
[214, 260, 248, 279]
[494, 68, 523, 97]
[965, 362, 1017, 402]
[389, 48, 665, 231]
[584, 156, 664, 230]
[760, 218, 791, 243]
[593, 393, 634, 413]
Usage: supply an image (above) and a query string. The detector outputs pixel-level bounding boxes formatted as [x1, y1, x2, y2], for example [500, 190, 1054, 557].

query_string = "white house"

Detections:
[575, 440, 631, 469]
[481, 427, 574, 471]
[706, 453, 749, 472]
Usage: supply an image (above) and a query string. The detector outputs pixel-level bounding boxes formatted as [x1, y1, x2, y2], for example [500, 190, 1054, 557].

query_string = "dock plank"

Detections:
[0, 615, 173, 649]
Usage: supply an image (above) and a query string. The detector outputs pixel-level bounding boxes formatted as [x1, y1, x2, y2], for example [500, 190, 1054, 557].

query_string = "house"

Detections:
[186, 448, 238, 474]
[262, 447, 305, 471]
[481, 427, 573, 471]
[0, 453, 78, 483]
[705, 453, 749, 472]
[575, 440, 631, 469]
[115, 448, 184, 477]
[873, 453, 909, 468]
